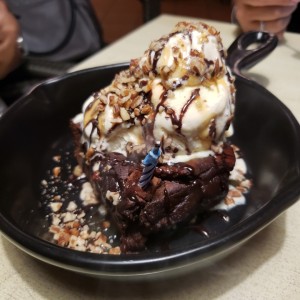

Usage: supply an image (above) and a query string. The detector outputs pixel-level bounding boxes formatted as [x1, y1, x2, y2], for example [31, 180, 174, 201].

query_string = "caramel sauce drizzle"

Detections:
[83, 27, 228, 155]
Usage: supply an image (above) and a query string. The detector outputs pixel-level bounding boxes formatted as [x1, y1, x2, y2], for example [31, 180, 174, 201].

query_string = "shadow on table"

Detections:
[285, 43, 300, 60]
[2, 211, 287, 299]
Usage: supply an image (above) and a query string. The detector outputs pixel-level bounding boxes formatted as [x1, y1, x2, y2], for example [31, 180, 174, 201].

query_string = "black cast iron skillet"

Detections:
[0, 31, 299, 279]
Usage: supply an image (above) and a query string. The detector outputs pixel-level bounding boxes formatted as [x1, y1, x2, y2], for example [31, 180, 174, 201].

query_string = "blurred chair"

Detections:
[140, 0, 161, 22]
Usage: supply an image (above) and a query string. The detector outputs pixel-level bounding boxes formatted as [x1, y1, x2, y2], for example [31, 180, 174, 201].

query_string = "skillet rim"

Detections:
[0, 63, 299, 277]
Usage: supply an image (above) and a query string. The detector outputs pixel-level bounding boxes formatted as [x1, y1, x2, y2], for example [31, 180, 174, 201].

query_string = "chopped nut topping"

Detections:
[52, 167, 61, 177]
[53, 155, 61, 163]
[53, 195, 61, 201]
[109, 247, 121, 255]
[120, 107, 131, 121]
[67, 201, 77, 211]
[141, 104, 152, 114]
[106, 190, 121, 206]
[224, 196, 235, 205]
[134, 108, 140, 116]
[49, 202, 62, 212]
[85, 147, 95, 160]
[73, 165, 83, 177]
[113, 104, 120, 117]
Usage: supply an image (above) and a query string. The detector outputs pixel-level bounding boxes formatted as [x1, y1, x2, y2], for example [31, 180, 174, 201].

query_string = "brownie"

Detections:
[70, 121, 235, 252]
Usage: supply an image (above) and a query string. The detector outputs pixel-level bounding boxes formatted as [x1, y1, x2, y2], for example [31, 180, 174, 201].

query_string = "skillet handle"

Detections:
[226, 31, 278, 77]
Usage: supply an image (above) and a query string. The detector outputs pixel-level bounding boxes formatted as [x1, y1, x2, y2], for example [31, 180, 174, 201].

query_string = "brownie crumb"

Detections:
[40, 150, 120, 255]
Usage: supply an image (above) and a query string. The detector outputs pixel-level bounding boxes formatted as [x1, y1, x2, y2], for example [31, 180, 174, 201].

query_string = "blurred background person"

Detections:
[0, 0, 103, 105]
[232, 0, 300, 39]
[0, 0, 22, 79]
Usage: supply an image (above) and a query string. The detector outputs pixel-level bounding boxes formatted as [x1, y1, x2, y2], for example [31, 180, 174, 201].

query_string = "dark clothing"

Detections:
[1, 0, 104, 105]
[288, 4, 300, 33]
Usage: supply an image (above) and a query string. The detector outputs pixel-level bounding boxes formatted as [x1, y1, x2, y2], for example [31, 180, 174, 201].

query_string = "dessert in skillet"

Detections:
[71, 21, 237, 252]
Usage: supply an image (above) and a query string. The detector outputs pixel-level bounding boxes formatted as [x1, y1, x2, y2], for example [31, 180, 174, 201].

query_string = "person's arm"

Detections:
[0, 0, 22, 79]
[232, 0, 299, 39]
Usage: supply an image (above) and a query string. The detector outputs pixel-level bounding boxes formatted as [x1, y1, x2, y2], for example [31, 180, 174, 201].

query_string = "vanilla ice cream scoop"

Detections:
[75, 21, 235, 163]
[136, 22, 229, 88]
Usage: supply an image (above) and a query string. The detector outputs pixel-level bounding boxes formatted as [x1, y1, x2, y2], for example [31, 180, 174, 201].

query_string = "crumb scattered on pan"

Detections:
[40, 146, 251, 254]
[40, 150, 121, 255]
[212, 145, 252, 211]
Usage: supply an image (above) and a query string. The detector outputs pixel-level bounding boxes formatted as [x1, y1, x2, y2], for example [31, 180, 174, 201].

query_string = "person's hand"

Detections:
[233, 0, 300, 39]
[0, 0, 22, 79]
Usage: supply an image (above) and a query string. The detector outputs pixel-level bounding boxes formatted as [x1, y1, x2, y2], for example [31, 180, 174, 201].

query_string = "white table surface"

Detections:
[1, 14, 300, 300]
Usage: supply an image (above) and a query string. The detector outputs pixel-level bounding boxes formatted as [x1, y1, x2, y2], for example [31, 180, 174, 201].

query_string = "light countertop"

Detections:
[1, 14, 300, 300]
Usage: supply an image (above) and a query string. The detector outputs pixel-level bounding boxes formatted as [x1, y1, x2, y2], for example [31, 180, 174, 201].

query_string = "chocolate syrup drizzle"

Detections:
[153, 87, 200, 154]
[82, 25, 231, 156]
[179, 88, 200, 132]
[150, 31, 179, 74]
